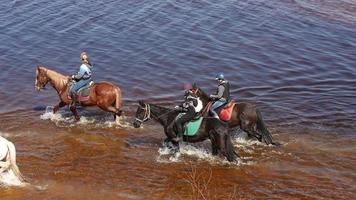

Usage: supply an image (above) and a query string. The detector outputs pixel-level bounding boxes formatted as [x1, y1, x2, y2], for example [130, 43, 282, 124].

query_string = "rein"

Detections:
[135, 103, 177, 123]
[201, 101, 213, 116]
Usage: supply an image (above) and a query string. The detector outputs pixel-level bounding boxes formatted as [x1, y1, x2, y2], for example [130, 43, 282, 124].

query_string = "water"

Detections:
[0, 0, 355, 199]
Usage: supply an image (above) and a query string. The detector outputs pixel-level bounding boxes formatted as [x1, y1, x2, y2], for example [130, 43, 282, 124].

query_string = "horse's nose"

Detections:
[133, 121, 141, 128]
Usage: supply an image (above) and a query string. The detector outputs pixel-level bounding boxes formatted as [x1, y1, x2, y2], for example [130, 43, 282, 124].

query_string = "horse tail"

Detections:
[7, 142, 25, 182]
[224, 128, 238, 162]
[256, 109, 276, 145]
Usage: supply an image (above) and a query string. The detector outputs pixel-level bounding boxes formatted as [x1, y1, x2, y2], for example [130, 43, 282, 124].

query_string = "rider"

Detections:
[173, 86, 203, 142]
[210, 73, 230, 119]
[69, 51, 93, 107]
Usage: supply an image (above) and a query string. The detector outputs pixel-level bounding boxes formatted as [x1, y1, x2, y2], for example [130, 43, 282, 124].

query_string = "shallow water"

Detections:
[0, 0, 355, 199]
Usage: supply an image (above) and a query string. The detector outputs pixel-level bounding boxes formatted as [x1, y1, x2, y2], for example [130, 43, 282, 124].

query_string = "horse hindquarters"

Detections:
[93, 83, 122, 120]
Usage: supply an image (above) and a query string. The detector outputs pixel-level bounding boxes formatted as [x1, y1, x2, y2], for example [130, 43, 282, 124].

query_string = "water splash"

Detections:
[0, 170, 26, 187]
[156, 142, 244, 166]
[40, 106, 133, 129]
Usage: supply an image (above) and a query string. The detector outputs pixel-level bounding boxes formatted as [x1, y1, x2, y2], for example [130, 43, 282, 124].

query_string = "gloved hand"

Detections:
[174, 105, 180, 109]
[209, 95, 216, 101]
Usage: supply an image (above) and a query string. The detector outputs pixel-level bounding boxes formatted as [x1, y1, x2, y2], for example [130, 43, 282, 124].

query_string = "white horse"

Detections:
[0, 136, 26, 186]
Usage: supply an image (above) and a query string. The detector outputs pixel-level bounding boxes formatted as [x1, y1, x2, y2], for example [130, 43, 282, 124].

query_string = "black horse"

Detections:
[133, 101, 237, 162]
[193, 85, 278, 145]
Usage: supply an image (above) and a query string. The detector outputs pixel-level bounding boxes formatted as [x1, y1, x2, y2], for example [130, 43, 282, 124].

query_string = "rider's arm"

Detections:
[210, 85, 225, 99]
[186, 97, 198, 107]
[73, 64, 91, 80]
[73, 65, 84, 80]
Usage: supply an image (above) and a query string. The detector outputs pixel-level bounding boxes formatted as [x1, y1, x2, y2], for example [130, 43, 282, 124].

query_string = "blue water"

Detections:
[0, 0, 355, 199]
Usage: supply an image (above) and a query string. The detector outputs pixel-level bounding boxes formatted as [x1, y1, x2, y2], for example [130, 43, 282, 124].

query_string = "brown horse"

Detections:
[193, 85, 277, 145]
[35, 65, 123, 122]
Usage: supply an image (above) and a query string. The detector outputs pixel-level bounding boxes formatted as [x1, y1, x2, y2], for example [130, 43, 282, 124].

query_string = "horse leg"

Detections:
[215, 130, 228, 160]
[108, 106, 123, 125]
[208, 130, 218, 155]
[7, 141, 25, 182]
[70, 106, 80, 121]
[0, 145, 10, 174]
[241, 126, 262, 142]
[53, 101, 66, 113]
[213, 128, 237, 162]
[164, 129, 180, 153]
[240, 113, 263, 142]
[0, 160, 10, 173]
[98, 104, 122, 124]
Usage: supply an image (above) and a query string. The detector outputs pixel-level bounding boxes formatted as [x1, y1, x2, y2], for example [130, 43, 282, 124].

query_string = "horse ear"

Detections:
[36, 65, 43, 73]
[138, 100, 144, 106]
[192, 83, 198, 89]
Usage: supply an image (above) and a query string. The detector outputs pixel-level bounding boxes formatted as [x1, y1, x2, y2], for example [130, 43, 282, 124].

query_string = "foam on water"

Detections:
[40, 106, 133, 129]
[0, 170, 26, 187]
[156, 142, 245, 166]
[155, 129, 280, 166]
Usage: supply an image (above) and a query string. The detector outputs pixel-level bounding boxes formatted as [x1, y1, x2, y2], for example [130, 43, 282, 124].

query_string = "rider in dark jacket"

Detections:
[210, 73, 230, 119]
[173, 88, 203, 142]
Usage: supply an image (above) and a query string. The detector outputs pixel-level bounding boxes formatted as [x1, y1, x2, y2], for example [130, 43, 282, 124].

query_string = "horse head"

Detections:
[35, 65, 49, 91]
[133, 100, 150, 128]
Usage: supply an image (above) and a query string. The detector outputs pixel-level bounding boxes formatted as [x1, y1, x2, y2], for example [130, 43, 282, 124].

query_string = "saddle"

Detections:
[176, 113, 203, 136]
[216, 101, 236, 121]
[68, 81, 94, 102]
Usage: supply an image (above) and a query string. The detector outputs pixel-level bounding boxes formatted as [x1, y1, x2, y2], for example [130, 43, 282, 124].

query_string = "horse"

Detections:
[193, 86, 277, 145]
[35, 65, 123, 123]
[0, 136, 26, 186]
[132, 101, 237, 162]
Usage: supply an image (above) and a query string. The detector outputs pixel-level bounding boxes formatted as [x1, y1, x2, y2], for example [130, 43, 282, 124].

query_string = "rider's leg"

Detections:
[69, 85, 78, 108]
[173, 108, 195, 142]
[70, 79, 90, 107]
[210, 100, 226, 118]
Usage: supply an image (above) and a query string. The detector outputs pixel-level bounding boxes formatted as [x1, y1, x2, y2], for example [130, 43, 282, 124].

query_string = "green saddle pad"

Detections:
[177, 113, 203, 136]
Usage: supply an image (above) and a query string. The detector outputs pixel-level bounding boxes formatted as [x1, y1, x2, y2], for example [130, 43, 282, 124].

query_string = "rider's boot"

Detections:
[211, 111, 220, 119]
[172, 124, 183, 142]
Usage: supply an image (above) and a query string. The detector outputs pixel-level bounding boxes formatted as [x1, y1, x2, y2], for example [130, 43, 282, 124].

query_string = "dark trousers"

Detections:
[175, 107, 195, 137]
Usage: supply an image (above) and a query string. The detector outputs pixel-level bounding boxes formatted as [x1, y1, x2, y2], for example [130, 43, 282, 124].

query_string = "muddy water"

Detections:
[0, 0, 355, 199]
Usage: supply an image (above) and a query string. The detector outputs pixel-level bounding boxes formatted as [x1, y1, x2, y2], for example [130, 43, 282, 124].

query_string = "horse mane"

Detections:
[196, 87, 210, 101]
[149, 103, 173, 116]
[145, 102, 177, 126]
[38, 65, 69, 89]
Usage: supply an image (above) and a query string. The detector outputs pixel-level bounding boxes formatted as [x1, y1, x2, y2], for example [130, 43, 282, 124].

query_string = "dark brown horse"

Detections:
[133, 101, 237, 162]
[193, 86, 277, 145]
[35, 65, 123, 122]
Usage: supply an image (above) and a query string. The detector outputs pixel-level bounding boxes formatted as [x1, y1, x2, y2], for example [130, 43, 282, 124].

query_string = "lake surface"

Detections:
[0, 0, 355, 199]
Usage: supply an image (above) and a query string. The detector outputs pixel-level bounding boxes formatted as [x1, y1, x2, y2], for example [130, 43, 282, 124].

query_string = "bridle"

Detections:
[36, 69, 49, 90]
[135, 103, 151, 123]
